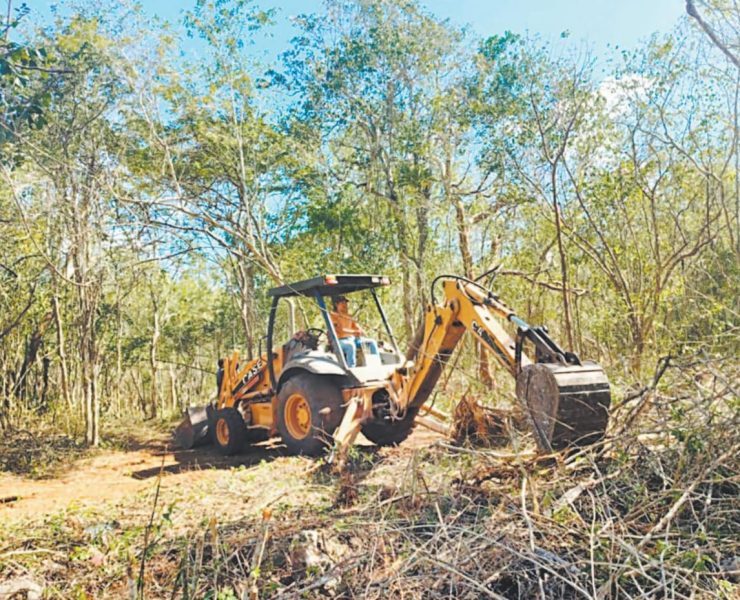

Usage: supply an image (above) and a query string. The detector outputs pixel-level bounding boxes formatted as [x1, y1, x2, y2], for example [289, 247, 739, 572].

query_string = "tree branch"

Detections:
[686, 0, 740, 69]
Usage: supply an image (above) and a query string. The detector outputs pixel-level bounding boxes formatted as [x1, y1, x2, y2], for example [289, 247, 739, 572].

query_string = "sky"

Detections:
[28, 0, 686, 63]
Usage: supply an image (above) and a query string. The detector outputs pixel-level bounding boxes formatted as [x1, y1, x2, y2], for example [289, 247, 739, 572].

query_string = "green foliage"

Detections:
[0, 0, 737, 440]
[0, 4, 54, 151]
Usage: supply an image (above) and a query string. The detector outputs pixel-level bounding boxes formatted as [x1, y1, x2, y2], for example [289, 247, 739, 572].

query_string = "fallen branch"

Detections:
[415, 415, 451, 436]
[637, 443, 739, 550]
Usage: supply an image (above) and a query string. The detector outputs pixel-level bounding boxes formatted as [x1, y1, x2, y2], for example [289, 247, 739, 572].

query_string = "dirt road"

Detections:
[0, 429, 442, 523]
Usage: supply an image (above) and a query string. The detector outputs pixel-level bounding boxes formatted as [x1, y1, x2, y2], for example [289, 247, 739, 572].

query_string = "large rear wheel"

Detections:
[276, 373, 344, 455]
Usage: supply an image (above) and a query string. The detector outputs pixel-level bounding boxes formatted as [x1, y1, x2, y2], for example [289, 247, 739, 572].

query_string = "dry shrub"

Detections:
[323, 355, 739, 599]
[206, 355, 738, 598]
[1, 356, 737, 599]
[0, 428, 85, 479]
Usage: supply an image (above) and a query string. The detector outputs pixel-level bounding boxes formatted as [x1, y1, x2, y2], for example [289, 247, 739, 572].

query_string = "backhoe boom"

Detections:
[402, 276, 610, 451]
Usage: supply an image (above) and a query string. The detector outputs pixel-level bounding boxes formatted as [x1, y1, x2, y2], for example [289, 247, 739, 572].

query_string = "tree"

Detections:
[127, 0, 304, 357]
[2, 13, 137, 444]
[686, 0, 740, 68]
[281, 0, 464, 336]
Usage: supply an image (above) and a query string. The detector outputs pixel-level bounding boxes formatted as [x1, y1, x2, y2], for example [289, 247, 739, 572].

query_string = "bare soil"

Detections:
[0, 427, 442, 523]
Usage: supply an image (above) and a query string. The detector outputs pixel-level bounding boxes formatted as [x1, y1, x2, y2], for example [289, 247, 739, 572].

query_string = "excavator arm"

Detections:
[404, 278, 526, 408]
[403, 276, 610, 451]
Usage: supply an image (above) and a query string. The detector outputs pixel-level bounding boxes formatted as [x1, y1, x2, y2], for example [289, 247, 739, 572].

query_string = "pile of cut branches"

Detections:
[167, 355, 739, 599]
[0, 356, 737, 599]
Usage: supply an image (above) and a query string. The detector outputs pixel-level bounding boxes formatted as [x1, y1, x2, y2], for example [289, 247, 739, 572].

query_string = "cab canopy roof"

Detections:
[268, 274, 391, 298]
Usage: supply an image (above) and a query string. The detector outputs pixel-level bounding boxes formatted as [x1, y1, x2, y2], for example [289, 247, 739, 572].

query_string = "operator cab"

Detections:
[266, 274, 402, 387]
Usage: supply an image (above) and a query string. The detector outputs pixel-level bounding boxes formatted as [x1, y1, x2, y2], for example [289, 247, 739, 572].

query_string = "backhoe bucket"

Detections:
[173, 405, 213, 450]
[516, 362, 610, 452]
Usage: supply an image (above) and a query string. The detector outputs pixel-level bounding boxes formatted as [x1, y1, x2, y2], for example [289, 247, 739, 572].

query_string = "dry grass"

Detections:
[0, 355, 738, 598]
[0, 427, 87, 479]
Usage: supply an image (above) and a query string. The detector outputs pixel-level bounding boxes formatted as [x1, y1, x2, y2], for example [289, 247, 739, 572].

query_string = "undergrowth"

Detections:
[0, 416, 175, 479]
[0, 356, 737, 598]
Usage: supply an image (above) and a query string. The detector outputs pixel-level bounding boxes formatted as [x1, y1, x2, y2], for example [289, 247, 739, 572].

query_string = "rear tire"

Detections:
[213, 408, 247, 456]
[362, 407, 418, 447]
[276, 373, 344, 455]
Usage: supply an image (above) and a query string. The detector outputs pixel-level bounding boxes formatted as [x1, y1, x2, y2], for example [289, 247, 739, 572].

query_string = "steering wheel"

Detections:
[304, 328, 326, 345]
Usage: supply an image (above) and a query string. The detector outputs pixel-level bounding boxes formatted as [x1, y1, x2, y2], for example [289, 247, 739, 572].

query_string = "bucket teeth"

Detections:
[516, 362, 611, 452]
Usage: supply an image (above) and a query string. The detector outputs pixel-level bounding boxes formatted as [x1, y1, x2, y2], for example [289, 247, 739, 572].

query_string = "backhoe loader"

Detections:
[175, 274, 610, 457]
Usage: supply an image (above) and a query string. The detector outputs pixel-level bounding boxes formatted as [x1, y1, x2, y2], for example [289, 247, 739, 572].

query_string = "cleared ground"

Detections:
[0, 378, 737, 600]
[0, 427, 442, 523]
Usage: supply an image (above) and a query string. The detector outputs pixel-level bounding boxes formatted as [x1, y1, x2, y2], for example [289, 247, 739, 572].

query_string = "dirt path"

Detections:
[0, 437, 275, 520]
[0, 429, 442, 522]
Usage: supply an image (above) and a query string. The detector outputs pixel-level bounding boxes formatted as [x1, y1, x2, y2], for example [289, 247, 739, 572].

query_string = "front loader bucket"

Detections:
[516, 362, 610, 452]
[173, 405, 213, 450]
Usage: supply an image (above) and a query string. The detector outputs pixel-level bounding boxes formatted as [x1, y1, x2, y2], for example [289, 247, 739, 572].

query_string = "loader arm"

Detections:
[218, 350, 274, 409]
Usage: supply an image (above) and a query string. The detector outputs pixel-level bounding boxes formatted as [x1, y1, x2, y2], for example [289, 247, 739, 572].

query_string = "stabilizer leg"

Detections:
[328, 396, 365, 469]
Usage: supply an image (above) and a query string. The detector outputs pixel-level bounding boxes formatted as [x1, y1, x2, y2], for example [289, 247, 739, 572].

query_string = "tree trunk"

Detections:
[397, 215, 415, 338]
[235, 260, 255, 359]
[131, 370, 147, 416]
[149, 291, 160, 419]
[445, 144, 495, 389]
[39, 356, 50, 412]
[0, 355, 10, 430]
[414, 178, 431, 307]
[16, 327, 44, 402]
[71, 180, 100, 446]
[52, 293, 72, 411]
[551, 168, 575, 350]
[169, 364, 178, 414]
[90, 330, 100, 446]
[115, 287, 123, 416]
[80, 292, 100, 446]
[452, 193, 495, 388]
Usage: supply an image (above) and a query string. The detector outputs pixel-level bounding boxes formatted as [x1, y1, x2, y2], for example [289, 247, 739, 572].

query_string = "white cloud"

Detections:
[599, 74, 652, 117]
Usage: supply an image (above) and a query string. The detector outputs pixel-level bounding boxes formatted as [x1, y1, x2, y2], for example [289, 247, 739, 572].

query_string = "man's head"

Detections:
[333, 295, 349, 313]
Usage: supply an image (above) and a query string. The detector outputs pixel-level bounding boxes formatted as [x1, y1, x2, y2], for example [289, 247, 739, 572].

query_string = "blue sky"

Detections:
[30, 0, 686, 62]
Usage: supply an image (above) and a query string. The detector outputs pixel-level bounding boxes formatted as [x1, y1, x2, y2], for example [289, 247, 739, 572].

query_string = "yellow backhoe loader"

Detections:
[175, 274, 610, 457]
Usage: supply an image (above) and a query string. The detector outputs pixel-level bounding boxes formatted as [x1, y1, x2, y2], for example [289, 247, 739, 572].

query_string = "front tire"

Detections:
[276, 373, 344, 455]
[213, 408, 247, 456]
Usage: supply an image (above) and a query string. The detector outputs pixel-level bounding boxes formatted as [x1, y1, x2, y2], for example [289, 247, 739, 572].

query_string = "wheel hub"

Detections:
[285, 393, 312, 440]
[216, 418, 230, 446]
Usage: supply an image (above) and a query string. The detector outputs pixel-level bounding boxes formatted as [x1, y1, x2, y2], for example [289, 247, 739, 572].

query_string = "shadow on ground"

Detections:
[130, 439, 289, 479]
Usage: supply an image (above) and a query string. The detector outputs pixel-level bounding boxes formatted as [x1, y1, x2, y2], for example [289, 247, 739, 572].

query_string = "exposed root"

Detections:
[451, 395, 523, 448]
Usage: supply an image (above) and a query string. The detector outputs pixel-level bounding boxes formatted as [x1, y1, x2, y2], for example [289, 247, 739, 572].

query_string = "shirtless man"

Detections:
[330, 296, 378, 367]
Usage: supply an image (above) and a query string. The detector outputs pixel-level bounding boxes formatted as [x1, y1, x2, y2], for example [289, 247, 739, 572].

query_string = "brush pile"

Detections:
[169, 355, 740, 599]
[0, 355, 737, 599]
[238, 355, 740, 598]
